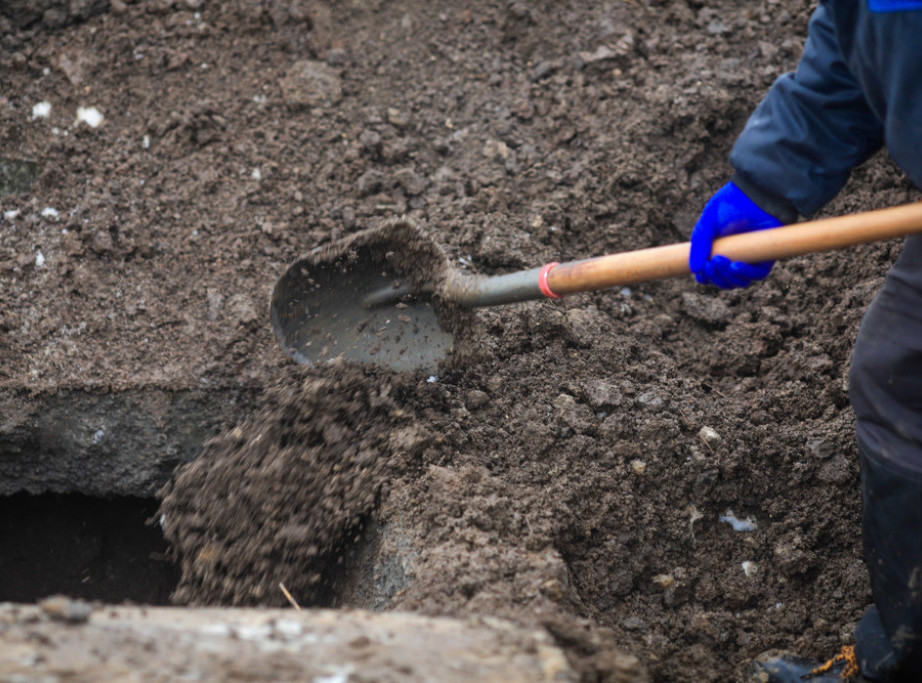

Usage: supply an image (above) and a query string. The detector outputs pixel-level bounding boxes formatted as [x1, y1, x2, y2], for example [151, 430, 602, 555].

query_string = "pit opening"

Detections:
[0, 493, 179, 605]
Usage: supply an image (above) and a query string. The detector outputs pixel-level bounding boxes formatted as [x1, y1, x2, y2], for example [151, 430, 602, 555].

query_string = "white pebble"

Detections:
[698, 426, 721, 446]
[34, 251, 45, 268]
[41, 207, 59, 218]
[251, 168, 262, 180]
[92, 429, 105, 444]
[32, 101, 52, 119]
[741, 561, 758, 577]
[75, 106, 104, 128]
[313, 670, 350, 683]
[142, 135, 151, 149]
[426, 375, 438, 384]
[3, 209, 20, 220]
[651, 573, 675, 589]
[719, 510, 757, 532]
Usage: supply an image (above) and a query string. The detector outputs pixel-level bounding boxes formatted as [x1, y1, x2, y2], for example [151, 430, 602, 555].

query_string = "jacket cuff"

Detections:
[731, 171, 800, 225]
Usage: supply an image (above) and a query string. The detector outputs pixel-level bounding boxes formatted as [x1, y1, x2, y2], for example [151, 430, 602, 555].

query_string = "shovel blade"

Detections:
[270, 243, 454, 374]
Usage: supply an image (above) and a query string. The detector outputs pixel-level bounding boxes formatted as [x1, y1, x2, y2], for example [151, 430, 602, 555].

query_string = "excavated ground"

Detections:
[2, 1, 919, 680]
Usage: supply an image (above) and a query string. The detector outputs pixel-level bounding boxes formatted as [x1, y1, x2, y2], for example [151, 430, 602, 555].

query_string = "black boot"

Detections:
[749, 647, 867, 682]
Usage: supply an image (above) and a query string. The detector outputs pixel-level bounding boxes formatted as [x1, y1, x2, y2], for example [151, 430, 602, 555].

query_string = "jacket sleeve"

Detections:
[729, 1, 885, 221]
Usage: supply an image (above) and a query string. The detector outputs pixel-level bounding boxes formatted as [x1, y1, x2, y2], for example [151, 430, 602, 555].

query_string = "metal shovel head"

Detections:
[270, 219, 455, 373]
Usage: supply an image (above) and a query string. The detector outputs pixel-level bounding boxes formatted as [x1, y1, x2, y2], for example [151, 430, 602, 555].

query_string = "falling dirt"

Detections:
[160, 365, 417, 606]
[3, 0, 921, 681]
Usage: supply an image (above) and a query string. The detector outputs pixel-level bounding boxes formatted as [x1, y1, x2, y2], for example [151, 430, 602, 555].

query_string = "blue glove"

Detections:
[689, 181, 783, 289]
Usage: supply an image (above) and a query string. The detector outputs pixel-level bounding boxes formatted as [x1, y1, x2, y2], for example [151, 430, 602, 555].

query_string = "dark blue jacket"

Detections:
[730, 0, 922, 222]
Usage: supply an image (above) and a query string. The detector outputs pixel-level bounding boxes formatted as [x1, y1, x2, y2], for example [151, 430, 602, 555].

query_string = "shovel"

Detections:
[270, 202, 922, 373]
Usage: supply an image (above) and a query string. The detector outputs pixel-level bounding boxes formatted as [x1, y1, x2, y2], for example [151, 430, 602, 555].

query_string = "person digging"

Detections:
[688, 1, 922, 681]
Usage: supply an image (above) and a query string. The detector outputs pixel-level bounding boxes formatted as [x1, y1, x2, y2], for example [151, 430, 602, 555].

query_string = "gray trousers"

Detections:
[849, 235, 922, 680]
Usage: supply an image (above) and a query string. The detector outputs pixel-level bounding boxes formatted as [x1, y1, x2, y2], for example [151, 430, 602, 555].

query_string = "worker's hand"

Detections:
[689, 181, 782, 289]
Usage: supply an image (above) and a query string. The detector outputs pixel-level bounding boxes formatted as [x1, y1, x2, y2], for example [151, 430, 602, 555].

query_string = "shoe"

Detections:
[749, 646, 867, 681]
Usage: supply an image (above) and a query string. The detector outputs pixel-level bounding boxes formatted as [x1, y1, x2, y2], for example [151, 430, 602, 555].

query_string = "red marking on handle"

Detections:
[538, 262, 561, 299]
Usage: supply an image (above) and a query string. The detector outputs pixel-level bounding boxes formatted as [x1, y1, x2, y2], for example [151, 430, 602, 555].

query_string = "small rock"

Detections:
[226, 294, 258, 328]
[357, 169, 386, 196]
[349, 635, 371, 649]
[817, 454, 851, 485]
[381, 139, 410, 164]
[582, 379, 622, 410]
[280, 60, 342, 109]
[481, 139, 509, 161]
[206, 288, 225, 321]
[707, 19, 728, 35]
[466, 390, 489, 410]
[57, 50, 94, 87]
[630, 459, 646, 475]
[360, 129, 382, 154]
[91, 229, 114, 254]
[635, 390, 663, 409]
[806, 354, 833, 372]
[325, 48, 348, 67]
[394, 168, 428, 196]
[807, 439, 834, 460]
[529, 61, 557, 82]
[719, 511, 757, 532]
[39, 596, 93, 624]
[387, 107, 409, 128]
[433, 166, 454, 185]
[651, 574, 675, 590]
[698, 426, 721, 447]
[758, 40, 779, 60]
[741, 561, 758, 577]
[622, 616, 645, 631]
[0, 158, 40, 198]
[539, 579, 565, 601]
[552, 393, 577, 411]
[42, 8, 68, 29]
[576, 36, 634, 72]
[341, 205, 356, 229]
[75, 106, 104, 128]
[576, 45, 615, 71]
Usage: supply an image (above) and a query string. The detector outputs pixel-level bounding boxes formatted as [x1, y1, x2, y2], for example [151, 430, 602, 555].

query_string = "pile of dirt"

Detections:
[4, 0, 921, 680]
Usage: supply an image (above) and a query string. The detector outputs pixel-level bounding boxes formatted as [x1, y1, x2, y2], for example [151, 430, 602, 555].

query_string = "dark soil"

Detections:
[3, 0, 920, 680]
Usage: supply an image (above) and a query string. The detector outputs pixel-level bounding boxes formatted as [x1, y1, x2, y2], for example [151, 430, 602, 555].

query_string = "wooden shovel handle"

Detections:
[546, 201, 922, 296]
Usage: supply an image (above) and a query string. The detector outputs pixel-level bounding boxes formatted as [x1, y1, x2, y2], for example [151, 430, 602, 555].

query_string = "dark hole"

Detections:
[0, 493, 179, 605]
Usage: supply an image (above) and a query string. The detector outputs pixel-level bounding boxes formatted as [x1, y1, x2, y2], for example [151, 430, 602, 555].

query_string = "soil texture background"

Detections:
[2, 1, 919, 680]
